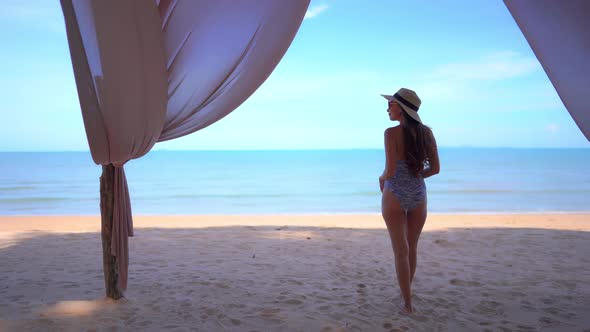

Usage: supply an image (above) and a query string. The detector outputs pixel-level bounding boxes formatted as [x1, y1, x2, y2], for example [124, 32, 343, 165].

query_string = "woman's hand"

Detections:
[379, 176, 385, 193]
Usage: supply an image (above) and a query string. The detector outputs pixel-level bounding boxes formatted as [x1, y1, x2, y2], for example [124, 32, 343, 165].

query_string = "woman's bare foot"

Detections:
[403, 302, 413, 314]
[395, 298, 413, 314]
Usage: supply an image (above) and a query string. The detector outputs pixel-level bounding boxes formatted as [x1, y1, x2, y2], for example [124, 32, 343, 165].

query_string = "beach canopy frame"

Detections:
[60, 0, 310, 298]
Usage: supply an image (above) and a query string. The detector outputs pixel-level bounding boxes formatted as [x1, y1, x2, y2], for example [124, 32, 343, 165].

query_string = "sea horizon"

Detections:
[2, 146, 589, 152]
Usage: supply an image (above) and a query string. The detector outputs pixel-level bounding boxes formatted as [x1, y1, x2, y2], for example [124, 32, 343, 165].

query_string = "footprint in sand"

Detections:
[449, 278, 481, 287]
[552, 280, 577, 291]
[260, 307, 281, 317]
[434, 239, 454, 247]
[543, 307, 576, 319]
[472, 300, 503, 316]
[539, 316, 560, 327]
[203, 307, 220, 316]
[510, 291, 526, 297]
[63, 284, 80, 289]
[521, 301, 536, 312]
[356, 283, 368, 300]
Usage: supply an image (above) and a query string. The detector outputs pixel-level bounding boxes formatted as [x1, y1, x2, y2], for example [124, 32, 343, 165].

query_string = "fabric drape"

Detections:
[61, 0, 309, 290]
[157, 0, 310, 140]
[504, 0, 590, 140]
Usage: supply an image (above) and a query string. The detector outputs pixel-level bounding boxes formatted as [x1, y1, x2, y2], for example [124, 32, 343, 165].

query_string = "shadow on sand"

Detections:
[1, 225, 589, 331]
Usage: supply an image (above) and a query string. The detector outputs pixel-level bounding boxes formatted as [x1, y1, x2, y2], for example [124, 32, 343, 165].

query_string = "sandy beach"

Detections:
[1, 213, 589, 331]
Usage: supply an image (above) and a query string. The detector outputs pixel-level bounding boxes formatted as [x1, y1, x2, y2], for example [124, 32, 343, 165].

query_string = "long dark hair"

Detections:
[401, 111, 435, 177]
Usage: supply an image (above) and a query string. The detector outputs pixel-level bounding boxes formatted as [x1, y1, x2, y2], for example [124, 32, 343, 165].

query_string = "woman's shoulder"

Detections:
[384, 125, 402, 136]
[424, 126, 435, 139]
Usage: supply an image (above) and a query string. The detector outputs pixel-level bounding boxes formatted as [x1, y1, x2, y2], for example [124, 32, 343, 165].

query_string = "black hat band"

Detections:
[393, 93, 419, 112]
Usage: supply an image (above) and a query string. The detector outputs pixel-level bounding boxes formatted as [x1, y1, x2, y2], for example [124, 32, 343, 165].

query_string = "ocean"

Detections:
[0, 149, 588, 215]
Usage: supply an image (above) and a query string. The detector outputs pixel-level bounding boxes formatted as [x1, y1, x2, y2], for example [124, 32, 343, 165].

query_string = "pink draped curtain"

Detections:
[61, 0, 310, 290]
[504, 0, 590, 141]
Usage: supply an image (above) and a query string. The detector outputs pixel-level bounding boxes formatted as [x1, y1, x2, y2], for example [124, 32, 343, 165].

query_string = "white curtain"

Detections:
[61, 0, 310, 290]
[158, 0, 310, 140]
[505, 0, 590, 141]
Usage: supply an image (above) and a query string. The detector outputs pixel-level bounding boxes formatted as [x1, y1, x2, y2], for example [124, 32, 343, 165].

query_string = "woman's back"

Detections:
[388, 125, 440, 176]
[389, 125, 406, 163]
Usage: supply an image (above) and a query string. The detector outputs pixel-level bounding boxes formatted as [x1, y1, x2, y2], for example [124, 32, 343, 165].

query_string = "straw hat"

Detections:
[381, 88, 422, 123]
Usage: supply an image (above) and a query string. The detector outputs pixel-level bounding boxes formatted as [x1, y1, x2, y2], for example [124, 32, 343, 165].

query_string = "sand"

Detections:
[0, 214, 589, 331]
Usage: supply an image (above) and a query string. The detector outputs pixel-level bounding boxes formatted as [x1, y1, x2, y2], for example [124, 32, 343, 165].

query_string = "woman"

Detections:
[379, 88, 440, 313]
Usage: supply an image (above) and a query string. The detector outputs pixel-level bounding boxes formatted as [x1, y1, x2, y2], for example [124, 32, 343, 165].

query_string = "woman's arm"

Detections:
[379, 127, 397, 181]
[421, 129, 440, 178]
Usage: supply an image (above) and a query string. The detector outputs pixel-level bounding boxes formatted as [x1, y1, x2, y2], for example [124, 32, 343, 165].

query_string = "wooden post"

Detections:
[100, 164, 124, 299]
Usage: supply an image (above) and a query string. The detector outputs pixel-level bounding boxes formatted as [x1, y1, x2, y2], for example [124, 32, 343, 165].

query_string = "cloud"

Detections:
[403, 51, 550, 112]
[432, 52, 540, 81]
[304, 4, 329, 20]
[546, 123, 559, 134]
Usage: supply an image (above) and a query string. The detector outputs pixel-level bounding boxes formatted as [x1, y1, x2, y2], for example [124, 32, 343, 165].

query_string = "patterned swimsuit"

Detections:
[384, 160, 426, 211]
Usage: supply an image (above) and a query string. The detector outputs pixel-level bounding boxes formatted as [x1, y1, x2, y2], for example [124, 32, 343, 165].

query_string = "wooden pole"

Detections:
[100, 164, 124, 299]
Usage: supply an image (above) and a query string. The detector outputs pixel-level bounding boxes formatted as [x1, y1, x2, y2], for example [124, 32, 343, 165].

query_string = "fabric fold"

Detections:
[504, 0, 590, 140]
[157, 0, 311, 141]
[111, 166, 133, 290]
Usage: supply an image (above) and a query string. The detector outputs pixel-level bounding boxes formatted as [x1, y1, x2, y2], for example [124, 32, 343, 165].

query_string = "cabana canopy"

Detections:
[61, 0, 310, 292]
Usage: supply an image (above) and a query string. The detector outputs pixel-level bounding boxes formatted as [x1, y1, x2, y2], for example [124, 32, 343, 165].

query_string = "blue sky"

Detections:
[0, 0, 588, 151]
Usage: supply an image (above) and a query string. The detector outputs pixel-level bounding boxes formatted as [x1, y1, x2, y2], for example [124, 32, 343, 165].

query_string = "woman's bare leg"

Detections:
[406, 199, 427, 284]
[382, 190, 412, 312]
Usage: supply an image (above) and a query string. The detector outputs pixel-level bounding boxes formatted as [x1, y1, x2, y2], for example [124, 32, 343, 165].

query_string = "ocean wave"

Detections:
[142, 192, 383, 199]
[0, 197, 68, 203]
[0, 185, 37, 192]
[429, 189, 590, 194]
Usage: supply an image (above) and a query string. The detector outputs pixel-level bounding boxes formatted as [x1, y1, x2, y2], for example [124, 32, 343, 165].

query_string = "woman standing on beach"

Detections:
[379, 88, 440, 313]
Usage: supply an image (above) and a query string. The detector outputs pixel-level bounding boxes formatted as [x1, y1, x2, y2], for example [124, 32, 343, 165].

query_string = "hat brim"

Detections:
[381, 94, 422, 123]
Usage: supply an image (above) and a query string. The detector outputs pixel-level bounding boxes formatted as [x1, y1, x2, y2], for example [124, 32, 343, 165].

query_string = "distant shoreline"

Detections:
[1, 213, 589, 233]
[2, 211, 590, 217]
